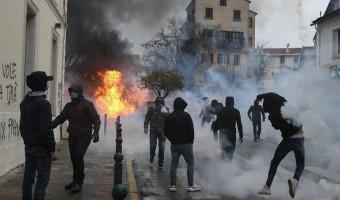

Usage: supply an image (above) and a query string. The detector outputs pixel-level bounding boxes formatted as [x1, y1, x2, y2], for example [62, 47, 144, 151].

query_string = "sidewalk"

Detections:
[0, 140, 137, 200]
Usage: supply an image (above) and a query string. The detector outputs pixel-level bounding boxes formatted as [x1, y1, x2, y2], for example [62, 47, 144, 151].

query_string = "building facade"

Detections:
[254, 46, 302, 88]
[311, 0, 340, 80]
[0, 0, 67, 176]
[185, 0, 256, 91]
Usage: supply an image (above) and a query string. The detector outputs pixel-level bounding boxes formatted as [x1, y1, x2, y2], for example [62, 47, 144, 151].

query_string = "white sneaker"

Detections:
[288, 178, 298, 198]
[168, 185, 176, 192]
[187, 184, 201, 192]
[257, 185, 271, 195]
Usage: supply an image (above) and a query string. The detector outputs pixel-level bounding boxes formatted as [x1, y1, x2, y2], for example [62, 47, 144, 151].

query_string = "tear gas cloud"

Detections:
[88, 65, 340, 199]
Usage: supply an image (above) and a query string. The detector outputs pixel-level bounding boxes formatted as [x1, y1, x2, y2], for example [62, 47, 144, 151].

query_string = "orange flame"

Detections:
[94, 70, 136, 118]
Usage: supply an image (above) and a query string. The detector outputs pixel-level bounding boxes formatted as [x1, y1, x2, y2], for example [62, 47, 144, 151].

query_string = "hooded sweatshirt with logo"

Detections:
[164, 97, 194, 145]
[51, 84, 101, 138]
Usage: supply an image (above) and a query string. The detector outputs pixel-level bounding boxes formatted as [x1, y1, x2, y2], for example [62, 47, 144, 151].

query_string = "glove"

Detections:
[213, 132, 218, 142]
[93, 131, 99, 143]
[239, 137, 243, 144]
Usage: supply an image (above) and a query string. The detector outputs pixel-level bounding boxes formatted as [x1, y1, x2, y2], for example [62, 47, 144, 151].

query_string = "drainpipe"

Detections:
[314, 24, 321, 98]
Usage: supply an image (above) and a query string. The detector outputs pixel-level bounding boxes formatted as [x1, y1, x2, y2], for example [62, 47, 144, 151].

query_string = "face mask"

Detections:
[70, 92, 78, 99]
[45, 82, 50, 91]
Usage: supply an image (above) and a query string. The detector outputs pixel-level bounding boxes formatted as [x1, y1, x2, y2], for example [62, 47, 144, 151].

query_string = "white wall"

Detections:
[0, 0, 67, 176]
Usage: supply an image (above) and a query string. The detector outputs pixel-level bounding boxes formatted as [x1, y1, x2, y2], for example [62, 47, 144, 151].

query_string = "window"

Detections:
[280, 56, 285, 64]
[234, 55, 240, 66]
[218, 54, 230, 64]
[220, 0, 227, 6]
[201, 53, 213, 64]
[249, 18, 253, 27]
[233, 10, 241, 21]
[205, 8, 213, 19]
[294, 56, 299, 63]
[248, 36, 252, 46]
[203, 29, 213, 40]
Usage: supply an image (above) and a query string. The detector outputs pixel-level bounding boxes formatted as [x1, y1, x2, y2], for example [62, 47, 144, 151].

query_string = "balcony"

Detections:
[202, 37, 245, 51]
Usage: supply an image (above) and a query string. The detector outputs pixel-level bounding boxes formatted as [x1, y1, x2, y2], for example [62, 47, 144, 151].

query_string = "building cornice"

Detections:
[311, 9, 340, 26]
[45, 0, 67, 28]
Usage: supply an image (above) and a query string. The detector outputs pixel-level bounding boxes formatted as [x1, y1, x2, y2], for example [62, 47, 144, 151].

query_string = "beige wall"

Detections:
[0, 0, 67, 176]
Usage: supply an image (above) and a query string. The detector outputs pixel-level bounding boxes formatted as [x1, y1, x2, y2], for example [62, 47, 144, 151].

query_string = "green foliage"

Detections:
[139, 68, 184, 99]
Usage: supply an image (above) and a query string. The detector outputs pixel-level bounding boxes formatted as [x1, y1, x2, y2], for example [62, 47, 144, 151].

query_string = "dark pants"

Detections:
[219, 129, 236, 162]
[266, 138, 305, 187]
[252, 121, 262, 139]
[68, 134, 92, 185]
[150, 131, 166, 165]
[170, 143, 194, 186]
[22, 154, 51, 200]
[201, 115, 212, 127]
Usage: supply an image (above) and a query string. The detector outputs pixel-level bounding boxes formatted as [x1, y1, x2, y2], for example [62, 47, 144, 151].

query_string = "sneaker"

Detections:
[187, 184, 201, 192]
[254, 138, 257, 142]
[65, 181, 74, 190]
[159, 163, 164, 169]
[288, 178, 298, 198]
[150, 156, 154, 163]
[168, 185, 176, 192]
[70, 183, 82, 193]
[257, 185, 271, 195]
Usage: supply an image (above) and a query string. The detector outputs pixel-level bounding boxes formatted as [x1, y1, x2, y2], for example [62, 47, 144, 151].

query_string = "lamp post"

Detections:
[112, 116, 127, 200]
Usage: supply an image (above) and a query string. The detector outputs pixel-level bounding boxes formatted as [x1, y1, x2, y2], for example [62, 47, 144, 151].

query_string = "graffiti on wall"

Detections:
[1, 62, 17, 104]
[0, 118, 20, 140]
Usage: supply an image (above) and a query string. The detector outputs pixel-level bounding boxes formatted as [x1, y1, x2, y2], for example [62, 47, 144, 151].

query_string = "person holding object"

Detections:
[247, 100, 265, 141]
[144, 96, 169, 169]
[164, 97, 201, 192]
[20, 71, 57, 200]
[256, 92, 304, 198]
[51, 84, 101, 193]
[213, 96, 243, 162]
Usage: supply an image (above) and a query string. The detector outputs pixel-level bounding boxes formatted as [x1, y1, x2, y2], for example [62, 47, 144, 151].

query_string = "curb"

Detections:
[126, 159, 139, 200]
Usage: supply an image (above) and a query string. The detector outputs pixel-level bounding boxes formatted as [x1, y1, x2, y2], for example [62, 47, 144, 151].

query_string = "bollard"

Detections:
[112, 116, 127, 200]
[104, 114, 107, 136]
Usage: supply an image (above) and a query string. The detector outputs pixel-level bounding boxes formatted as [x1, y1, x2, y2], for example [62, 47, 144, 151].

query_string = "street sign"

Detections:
[330, 65, 338, 78]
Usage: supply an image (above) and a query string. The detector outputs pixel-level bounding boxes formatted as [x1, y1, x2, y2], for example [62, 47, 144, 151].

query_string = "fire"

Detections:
[94, 70, 136, 118]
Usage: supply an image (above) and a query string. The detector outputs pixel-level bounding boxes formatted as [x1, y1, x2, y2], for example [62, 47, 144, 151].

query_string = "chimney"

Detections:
[286, 43, 290, 53]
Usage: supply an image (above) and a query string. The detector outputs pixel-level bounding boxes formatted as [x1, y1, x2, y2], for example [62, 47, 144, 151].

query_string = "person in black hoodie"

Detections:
[20, 71, 57, 200]
[164, 97, 201, 192]
[256, 92, 304, 198]
[51, 84, 101, 193]
[213, 96, 243, 162]
[210, 99, 224, 142]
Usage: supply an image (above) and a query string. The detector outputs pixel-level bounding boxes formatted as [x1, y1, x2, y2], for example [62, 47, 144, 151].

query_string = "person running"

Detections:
[247, 100, 265, 141]
[256, 92, 304, 198]
[210, 99, 224, 142]
[199, 97, 214, 128]
[213, 96, 243, 162]
[164, 97, 201, 192]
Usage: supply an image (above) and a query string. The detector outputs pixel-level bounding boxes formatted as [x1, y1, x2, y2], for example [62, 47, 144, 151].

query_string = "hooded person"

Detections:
[51, 83, 101, 193]
[164, 97, 201, 192]
[199, 97, 215, 127]
[210, 99, 224, 141]
[213, 96, 243, 162]
[144, 96, 169, 169]
[247, 99, 265, 141]
[256, 92, 304, 198]
[20, 71, 57, 200]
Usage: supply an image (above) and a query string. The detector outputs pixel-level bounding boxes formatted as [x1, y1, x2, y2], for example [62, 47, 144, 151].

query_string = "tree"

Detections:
[255, 41, 273, 83]
[139, 68, 184, 99]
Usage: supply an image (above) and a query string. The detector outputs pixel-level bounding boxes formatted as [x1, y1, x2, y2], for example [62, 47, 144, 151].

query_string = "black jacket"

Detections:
[257, 92, 302, 138]
[20, 92, 56, 156]
[164, 97, 194, 145]
[247, 105, 265, 122]
[52, 85, 101, 138]
[213, 105, 243, 137]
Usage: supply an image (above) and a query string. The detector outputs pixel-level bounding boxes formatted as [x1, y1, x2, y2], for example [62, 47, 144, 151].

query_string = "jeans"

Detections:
[150, 131, 166, 165]
[22, 154, 51, 200]
[68, 134, 92, 185]
[170, 143, 194, 186]
[266, 138, 305, 187]
[252, 121, 262, 139]
[219, 128, 236, 162]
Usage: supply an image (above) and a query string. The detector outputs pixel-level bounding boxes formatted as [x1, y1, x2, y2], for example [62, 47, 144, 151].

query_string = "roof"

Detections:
[311, 0, 340, 25]
[258, 48, 302, 55]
